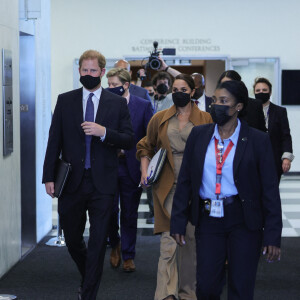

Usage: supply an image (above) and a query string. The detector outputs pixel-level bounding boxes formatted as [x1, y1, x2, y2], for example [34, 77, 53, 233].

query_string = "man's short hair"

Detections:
[79, 50, 106, 69]
[253, 77, 272, 93]
[152, 71, 172, 86]
[106, 68, 131, 84]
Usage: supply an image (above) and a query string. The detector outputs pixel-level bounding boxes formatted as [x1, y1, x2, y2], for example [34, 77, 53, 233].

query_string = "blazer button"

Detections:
[241, 199, 245, 202]
[81, 158, 84, 162]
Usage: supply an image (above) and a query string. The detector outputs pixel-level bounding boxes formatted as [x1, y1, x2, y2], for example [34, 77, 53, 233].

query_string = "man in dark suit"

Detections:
[191, 73, 213, 113]
[43, 50, 134, 300]
[114, 59, 152, 101]
[106, 68, 153, 272]
[170, 80, 282, 299]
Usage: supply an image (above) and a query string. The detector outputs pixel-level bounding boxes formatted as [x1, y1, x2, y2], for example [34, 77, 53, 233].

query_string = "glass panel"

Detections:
[229, 58, 280, 105]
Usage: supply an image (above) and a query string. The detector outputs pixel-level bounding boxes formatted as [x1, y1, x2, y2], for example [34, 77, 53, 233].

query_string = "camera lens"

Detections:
[150, 58, 161, 70]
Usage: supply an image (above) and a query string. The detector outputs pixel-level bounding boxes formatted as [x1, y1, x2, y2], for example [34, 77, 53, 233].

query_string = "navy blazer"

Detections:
[205, 95, 213, 113]
[124, 94, 153, 184]
[268, 102, 293, 178]
[170, 121, 282, 247]
[42, 88, 134, 195]
[129, 84, 151, 102]
[240, 97, 266, 132]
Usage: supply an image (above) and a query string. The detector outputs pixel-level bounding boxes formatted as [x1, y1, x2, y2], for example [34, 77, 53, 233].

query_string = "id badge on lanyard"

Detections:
[209, 138, 234, 218]
[209, 199, 224, 218]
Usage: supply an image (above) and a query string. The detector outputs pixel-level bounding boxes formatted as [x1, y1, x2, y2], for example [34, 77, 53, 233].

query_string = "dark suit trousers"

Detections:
[108, 159, 142, 260]
[58, 169, 114, 300]
[195, 199, 263, 300]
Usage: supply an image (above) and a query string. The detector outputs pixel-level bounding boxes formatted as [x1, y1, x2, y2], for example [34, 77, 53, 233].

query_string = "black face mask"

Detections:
[156, 83, 168, 95]
[172, 92, 191, 107]
[106, 86, 125, 96]
[255, 92, 270, 104]
[210, 104, 236, 126]
[149, 92, 154, 97]
[193, 88, 203, 100]
[80, 75, 101, 90]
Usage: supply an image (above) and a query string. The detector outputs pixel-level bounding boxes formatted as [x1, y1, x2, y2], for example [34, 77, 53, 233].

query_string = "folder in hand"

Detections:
[147, 148, 167, 185]
[53, 158, 72, 198]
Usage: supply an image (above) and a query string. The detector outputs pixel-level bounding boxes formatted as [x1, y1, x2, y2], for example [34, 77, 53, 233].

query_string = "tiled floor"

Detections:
[50, 175, 300, 237]
[280, 175, 300, 237]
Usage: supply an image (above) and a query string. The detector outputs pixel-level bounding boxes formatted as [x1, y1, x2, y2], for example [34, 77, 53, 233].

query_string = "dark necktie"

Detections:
[194, 100, 199, 105]
[84, 93, 94, 169]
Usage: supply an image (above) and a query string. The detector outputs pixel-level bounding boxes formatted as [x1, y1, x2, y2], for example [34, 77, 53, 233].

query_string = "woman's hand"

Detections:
[140, 156, 150, 187]
[172, 234, 186, 246]
[282, 158, 291, 173]
[140, 171, 149, 188]
[263, 245, 281, 262]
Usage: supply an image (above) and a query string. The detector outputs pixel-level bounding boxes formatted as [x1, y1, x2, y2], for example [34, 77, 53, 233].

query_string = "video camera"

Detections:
[137, 41, 176, 80]
[147, 41, 161, 70]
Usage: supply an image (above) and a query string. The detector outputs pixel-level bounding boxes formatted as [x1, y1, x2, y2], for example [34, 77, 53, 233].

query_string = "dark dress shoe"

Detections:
[110, 242, 121, 268]
[122, 259, 136, 272]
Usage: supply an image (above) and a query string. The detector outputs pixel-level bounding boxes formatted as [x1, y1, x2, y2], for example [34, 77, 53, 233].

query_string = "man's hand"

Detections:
[81, 121, 105, 137]
[45, 182, 55, 198]
[171, 234, 186, 246]
[138, 68, 146, 78]
[157, 56, 168, 71]
[282, 158, 291, 173]
[263, 245, 281, 262]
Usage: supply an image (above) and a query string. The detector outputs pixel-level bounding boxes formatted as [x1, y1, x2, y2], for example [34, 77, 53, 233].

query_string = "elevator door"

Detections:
[20, 33, 36, 256]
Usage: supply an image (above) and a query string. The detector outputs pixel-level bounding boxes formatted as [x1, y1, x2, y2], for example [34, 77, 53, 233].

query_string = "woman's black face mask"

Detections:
[210, 104, 237, 126]
[172, 92, 191, 107]
[255, 92, 270, 104]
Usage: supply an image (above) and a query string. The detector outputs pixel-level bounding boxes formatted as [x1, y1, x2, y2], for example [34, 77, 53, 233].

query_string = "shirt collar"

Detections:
[198, 92, 205, 103]
[212, 118, 241, 145]
[82, 86, 102, 101]
[125, 91, 130, 104]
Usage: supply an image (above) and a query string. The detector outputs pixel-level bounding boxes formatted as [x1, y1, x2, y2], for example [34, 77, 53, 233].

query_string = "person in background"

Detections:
[137, 74, 213, 300]
[43, 50, 134, 300]
[144, 81, 155, 98]
[171, 80, 282, 300]
[217, 70, 266, 132]
[106, 68, 153, 272]
[253, 77, 294, 183]
[151, 71, 174, 113]
[114, 59, 151, 102]
[191, 72, 213, 113]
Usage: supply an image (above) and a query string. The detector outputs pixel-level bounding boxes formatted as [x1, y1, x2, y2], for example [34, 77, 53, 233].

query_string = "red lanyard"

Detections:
[214, 138, 234, 197]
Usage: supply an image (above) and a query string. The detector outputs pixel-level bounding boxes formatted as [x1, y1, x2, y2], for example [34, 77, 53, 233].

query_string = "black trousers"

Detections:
[195, 199, 263, 300]
[58, 169, 114, 300]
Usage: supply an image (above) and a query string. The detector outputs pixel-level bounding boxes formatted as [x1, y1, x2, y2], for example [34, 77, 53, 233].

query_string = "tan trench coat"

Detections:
[136, 104, 213, 234]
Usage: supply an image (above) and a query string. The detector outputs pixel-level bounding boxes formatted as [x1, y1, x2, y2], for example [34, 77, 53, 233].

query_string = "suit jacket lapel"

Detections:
[95, 89, 110, 126]
[73, 88, 85, 139]
[267, 102, 275, 132]
[128, 95, 137, 124]
[233, 121, 248, 176]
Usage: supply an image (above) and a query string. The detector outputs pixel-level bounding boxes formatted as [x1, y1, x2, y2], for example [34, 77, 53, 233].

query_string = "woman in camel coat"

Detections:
[137, 74, 212, 300]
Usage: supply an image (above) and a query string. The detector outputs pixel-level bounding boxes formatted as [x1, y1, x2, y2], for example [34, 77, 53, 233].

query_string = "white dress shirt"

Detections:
[197, 92, 206, 112]
[82, 86, 106, 140]
[82, 86, 102, 121]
